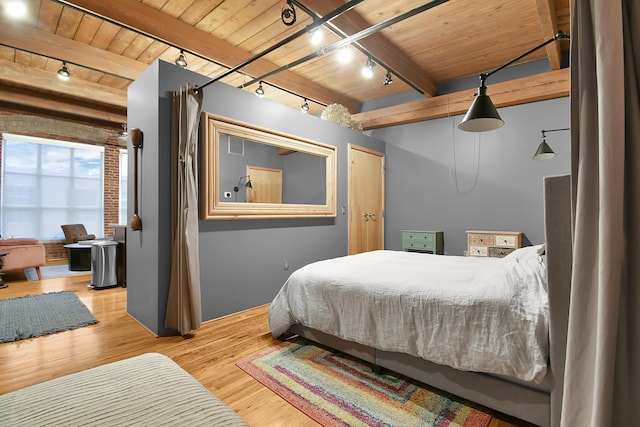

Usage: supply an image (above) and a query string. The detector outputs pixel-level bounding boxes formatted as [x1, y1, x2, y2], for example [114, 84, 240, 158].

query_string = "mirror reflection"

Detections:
[218, 135, 327, 205]
[200, 113, 336, 220]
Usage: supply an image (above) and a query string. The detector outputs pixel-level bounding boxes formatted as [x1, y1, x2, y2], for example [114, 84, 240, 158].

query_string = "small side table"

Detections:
[0, 251, 9, 288]
[63, 243, 92, 271]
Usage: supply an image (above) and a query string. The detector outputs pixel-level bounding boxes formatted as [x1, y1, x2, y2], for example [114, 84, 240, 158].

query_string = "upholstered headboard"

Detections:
[543, 174, 572, 427]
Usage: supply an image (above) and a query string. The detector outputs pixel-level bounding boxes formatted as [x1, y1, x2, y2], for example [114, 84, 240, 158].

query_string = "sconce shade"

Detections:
[533, 139, 556, 160]
[458, 86, 504, 132]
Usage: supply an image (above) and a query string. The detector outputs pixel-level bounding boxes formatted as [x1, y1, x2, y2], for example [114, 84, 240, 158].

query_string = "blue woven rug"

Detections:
[0, 291, 98, 343]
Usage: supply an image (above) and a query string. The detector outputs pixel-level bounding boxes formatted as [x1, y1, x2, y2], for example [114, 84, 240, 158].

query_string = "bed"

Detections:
[269, 175, 572, 427]
[0, 353, 248, 427]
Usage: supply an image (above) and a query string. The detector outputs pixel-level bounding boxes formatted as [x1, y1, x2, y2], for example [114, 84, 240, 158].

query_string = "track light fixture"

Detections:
[255, 81, 265, 97]
[300, 98, 310, 113]
[281, 0, 296, 26]
[175, 50, 187, 68]
[336, 46, 353, 64]
[57, 61, 70, 81]
[383, 70, 393, 85]
[362, 58, 375, 79]
[533, 128, 569, 160]
[309, 27, 324, 45]
[458, 30, 570, 132]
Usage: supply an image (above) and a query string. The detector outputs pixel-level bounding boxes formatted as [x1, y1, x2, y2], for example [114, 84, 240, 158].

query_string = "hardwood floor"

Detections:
[0, 261, 535, 427]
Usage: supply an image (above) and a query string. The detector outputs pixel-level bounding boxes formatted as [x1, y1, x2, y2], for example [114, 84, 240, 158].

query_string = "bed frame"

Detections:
[286, 175, 572, 427]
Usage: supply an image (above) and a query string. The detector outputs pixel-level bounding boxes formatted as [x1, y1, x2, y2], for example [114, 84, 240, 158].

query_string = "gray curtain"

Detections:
[165, 83, 203, 335]
[563, 0, 640, 425]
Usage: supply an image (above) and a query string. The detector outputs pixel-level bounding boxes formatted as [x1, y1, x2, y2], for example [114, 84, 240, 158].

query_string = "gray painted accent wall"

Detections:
[126, 60, 384, 335]
[371, 97, 570, 256]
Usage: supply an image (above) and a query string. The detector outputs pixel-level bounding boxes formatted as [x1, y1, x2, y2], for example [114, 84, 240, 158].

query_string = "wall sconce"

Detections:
[458, 30, 569, 132]
[533, 127, 569, 160]
[130, 128, 143, 231]
[233, 175, 252, 201]
[117, 123, 128, 141]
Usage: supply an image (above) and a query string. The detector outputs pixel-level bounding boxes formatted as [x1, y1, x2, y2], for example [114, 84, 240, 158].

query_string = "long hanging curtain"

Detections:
[562, 0, 640, 425]
[166, 83, 203, 335]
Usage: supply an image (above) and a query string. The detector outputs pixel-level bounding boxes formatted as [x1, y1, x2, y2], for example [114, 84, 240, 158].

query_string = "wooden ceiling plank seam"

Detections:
[352, 68, 570, 129]
[36, 1, 63, 33]
[56, 4, 83, 39]
[0, 18, 147, 80]
[300, 0, 437, 96]
[535, 0, 563, 70]
[90, 20, 121, 50]
[57, 0, 359, 112]
[177, 0, 225, 27]
[74, 12, 102, 45]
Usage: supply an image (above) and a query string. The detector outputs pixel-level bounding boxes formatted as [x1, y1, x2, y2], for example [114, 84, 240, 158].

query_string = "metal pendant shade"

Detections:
[458, 86, 504, 132]
[533, 138, 556, 160]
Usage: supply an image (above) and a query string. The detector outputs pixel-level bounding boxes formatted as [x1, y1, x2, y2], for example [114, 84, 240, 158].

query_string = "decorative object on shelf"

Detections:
[533, 127, 570, 160]
[321, 103, 363, 132]
[130, 128, 143, 231]
[458, 30, 570, 133]
[466, 230, 523, 257]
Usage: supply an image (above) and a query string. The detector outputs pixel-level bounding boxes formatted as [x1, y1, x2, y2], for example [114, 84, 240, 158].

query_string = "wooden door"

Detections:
[247, 166, 282, 203]
[348, 145, 385, 255]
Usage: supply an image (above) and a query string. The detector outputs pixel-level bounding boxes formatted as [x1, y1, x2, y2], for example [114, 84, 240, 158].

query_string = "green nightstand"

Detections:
[402, 230, 444, 254]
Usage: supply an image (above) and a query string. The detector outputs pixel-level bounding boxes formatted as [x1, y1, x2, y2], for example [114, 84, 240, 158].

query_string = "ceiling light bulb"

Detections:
[175, 50, 187, 68]
[309, 28, 324, 45]
[361, 59, 375, 79]
[300, 99, 310, 113]
[255, 82, 265, 97]
[57, 62, 70, 81]
[383, 70, 393, 85]
[336, 46, 353, 64]
[4, 1, 27, 19]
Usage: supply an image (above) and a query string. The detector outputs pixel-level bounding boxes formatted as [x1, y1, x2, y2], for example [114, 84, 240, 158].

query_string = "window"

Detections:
[1, 133, 104, 240]
[119, 149, 128, 224]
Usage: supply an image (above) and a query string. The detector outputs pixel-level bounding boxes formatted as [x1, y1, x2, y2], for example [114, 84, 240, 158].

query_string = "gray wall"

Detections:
[126, 60, 384, 334]
[371, 96, 571, 256]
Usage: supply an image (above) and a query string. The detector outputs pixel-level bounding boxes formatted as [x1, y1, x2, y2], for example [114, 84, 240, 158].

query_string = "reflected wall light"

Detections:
[533, 127, 569, 160]
[57, 61, 70, 81]
[233, 175, 252, 202]
[458, 31, 569, 133]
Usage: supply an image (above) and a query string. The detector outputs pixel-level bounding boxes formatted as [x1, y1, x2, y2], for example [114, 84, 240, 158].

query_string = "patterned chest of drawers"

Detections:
[402, 230, 444, 254]
[466, 230, 523, 257]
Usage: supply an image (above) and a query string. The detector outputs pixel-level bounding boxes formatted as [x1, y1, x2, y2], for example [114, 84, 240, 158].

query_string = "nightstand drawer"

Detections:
[494, 234, 518, 248]
[466, 230, 523, 258]
[402, 231, 444, 254]
[468, 234, 494, 247]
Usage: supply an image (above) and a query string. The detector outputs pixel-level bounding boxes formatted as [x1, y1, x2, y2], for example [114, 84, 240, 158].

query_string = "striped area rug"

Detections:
[237, 340, 492, 427]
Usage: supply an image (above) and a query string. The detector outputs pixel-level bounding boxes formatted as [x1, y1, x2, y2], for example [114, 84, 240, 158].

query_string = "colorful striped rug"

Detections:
[237, 340, 492, 427]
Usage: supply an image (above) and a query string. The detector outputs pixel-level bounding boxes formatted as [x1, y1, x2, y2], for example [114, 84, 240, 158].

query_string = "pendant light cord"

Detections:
[448, 97, 480, 194]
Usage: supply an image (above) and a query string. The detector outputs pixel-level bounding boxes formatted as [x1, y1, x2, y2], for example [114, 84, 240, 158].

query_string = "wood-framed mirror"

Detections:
[201, 112, 337, 219]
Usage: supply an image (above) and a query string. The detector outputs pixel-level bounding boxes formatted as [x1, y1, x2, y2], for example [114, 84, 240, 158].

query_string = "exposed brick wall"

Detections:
[0, 112, 126, 259]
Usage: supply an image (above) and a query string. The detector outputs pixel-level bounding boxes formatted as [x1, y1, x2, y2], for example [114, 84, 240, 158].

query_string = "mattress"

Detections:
[0, 353, 248, 427]
[269, 246, 549, 383]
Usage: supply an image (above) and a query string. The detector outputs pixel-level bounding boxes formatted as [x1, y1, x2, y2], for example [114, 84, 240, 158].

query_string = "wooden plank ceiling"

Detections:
[0, 0, 570, 130]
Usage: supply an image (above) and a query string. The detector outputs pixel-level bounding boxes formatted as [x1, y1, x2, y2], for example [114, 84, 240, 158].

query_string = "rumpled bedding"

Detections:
[268, 245, 549, 383]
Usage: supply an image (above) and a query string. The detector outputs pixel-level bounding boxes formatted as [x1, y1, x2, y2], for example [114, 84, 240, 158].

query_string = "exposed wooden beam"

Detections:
[57, 0, 360, 112]
[535, 0, 563, 70]
[353, 68, 570, 130]
[0, 17, 146, 80]
[0, 59, 127, 108]
[0, 85, 127, 125]
[299, 0, 437, 97]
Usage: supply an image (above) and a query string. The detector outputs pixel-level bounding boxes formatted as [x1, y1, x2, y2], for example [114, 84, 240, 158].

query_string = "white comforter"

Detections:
[269, 245, 549, 383]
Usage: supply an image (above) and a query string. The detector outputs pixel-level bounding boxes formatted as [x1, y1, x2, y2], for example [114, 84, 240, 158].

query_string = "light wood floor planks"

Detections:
[0, 261, 533, 427]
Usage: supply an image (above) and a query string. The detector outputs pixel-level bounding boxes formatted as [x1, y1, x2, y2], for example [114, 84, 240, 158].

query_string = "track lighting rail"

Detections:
[194, 0, 366, 93]
[238, 0, 449, 92]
